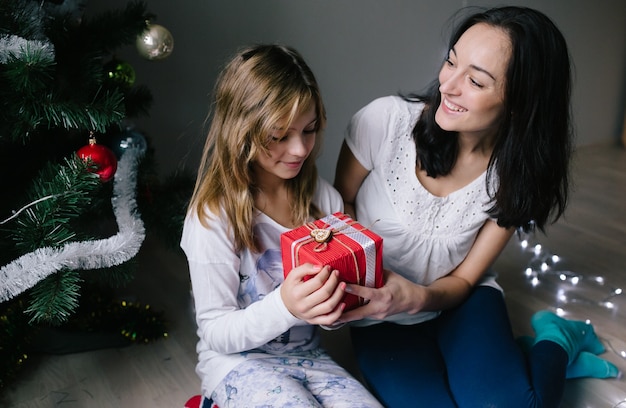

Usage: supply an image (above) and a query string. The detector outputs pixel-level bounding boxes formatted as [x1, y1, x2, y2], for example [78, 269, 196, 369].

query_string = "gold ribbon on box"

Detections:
[289, 214, 378, 288]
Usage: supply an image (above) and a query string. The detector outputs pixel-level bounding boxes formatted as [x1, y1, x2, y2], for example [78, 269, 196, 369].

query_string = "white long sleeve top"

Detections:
[180, 176, 343, 395]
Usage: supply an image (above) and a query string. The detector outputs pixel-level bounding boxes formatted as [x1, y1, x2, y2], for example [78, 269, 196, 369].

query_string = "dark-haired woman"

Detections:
[334, 6, 618, 407]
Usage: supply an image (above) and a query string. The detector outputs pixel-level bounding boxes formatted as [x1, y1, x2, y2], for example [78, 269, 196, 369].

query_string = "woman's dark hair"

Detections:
[407, 6, 573, 231]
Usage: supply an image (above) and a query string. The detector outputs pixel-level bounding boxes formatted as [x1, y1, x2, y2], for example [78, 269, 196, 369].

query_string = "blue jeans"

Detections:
[350, 286, 568, 408]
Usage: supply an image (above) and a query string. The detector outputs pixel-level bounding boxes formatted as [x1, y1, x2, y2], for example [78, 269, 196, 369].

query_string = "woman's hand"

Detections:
[338, 269, 427, 323]
[280, 263, 346, 325]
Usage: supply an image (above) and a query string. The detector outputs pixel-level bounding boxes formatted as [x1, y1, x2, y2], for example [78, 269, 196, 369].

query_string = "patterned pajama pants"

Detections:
[210, 352, 382, 408]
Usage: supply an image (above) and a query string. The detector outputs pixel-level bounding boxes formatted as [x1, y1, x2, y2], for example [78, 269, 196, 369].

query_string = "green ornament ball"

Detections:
[104, 59, 136, 87]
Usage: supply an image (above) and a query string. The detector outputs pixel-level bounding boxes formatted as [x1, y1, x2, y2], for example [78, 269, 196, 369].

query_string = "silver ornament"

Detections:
[136, 23, 174, 61]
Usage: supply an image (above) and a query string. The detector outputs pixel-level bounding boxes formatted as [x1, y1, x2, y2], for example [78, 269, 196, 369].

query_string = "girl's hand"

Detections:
[281, 263, 346, 325]
[337, 269, 426, 323]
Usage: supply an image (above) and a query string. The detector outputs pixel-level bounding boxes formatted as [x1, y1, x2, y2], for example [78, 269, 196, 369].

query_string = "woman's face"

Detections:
[435, 23, 511, 139]
[253, 105, 318, 183]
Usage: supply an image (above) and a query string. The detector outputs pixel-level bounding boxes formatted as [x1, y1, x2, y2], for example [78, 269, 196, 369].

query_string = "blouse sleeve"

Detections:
[345, 96, 399, 171]
[314, 176, 344, 215]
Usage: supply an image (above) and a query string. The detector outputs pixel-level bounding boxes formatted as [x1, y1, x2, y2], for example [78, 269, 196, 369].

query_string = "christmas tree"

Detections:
[0, 0, 184, 389]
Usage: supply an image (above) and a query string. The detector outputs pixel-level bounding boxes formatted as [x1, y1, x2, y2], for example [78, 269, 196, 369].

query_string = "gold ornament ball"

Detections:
[136, 23, 174, 61]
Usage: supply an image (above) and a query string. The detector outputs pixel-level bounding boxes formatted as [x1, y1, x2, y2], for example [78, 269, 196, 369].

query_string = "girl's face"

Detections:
[253, 105, 318, 183]
[435, 23, 511, 139]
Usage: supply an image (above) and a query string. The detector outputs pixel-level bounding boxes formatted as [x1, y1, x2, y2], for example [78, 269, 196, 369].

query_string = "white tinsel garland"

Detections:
[0, 148, 145, 303]
[0, 35, 55, 64]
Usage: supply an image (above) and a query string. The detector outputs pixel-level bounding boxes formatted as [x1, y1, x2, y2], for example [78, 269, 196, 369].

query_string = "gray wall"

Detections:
[89, 0, 626, 182]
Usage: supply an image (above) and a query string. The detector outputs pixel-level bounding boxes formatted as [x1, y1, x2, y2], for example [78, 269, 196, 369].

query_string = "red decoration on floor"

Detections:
[184, 395, 202, 408]
[183, 395, 218, 408]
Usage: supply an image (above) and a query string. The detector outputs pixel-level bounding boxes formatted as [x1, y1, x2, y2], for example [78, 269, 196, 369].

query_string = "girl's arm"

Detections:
[338, 219, 514, 322]
[184, 212, 345, 354]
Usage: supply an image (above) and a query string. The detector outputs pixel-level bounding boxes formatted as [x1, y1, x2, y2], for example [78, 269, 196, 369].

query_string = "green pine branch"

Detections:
[0, 41, 55, 94]
[4, 154, 122, 325]
[25, 269, 82, 326]
[0, 39, 127, 142]
[0, 1, 152, 144]
[8, 155, 101, 254]
[42, 88, 127, 133]
[0, 86, 126, 143]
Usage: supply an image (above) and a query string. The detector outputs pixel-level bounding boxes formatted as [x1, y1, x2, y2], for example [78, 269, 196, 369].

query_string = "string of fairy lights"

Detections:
[515, 223, 625, 366]
[516, 224, 625, 406]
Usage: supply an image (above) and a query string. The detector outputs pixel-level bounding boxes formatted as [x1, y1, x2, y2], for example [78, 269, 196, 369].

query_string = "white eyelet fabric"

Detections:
[345, 96, 502, 327]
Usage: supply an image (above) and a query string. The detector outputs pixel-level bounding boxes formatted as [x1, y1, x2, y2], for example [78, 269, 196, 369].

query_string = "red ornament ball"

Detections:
[77, 138, 118, 182]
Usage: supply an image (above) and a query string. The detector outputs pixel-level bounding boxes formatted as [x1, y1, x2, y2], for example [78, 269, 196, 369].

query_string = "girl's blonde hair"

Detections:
[188, 44, 327, 252]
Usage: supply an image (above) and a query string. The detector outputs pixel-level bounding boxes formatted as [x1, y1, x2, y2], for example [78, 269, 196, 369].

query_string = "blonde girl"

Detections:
[181, 44, 381, 408]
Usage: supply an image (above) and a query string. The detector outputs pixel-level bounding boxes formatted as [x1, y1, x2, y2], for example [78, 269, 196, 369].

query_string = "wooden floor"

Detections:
[2, 142, 625, 407]
[494, 142, 626, 407]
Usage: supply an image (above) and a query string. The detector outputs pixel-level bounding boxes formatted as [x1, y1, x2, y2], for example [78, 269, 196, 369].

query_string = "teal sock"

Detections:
[516, 335, 619, 379]
[565, 350, 619, 379]
[531, 310, 605, 363]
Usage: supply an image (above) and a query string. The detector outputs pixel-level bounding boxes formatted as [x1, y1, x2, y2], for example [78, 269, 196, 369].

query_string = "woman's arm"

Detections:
[421, 220, 514, 310]
[337, 219, 514, 322]
[334, 141, 370, 219]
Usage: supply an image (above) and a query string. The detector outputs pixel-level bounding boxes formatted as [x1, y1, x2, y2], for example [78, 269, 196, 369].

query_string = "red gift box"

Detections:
[281, 212, 383, 311]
